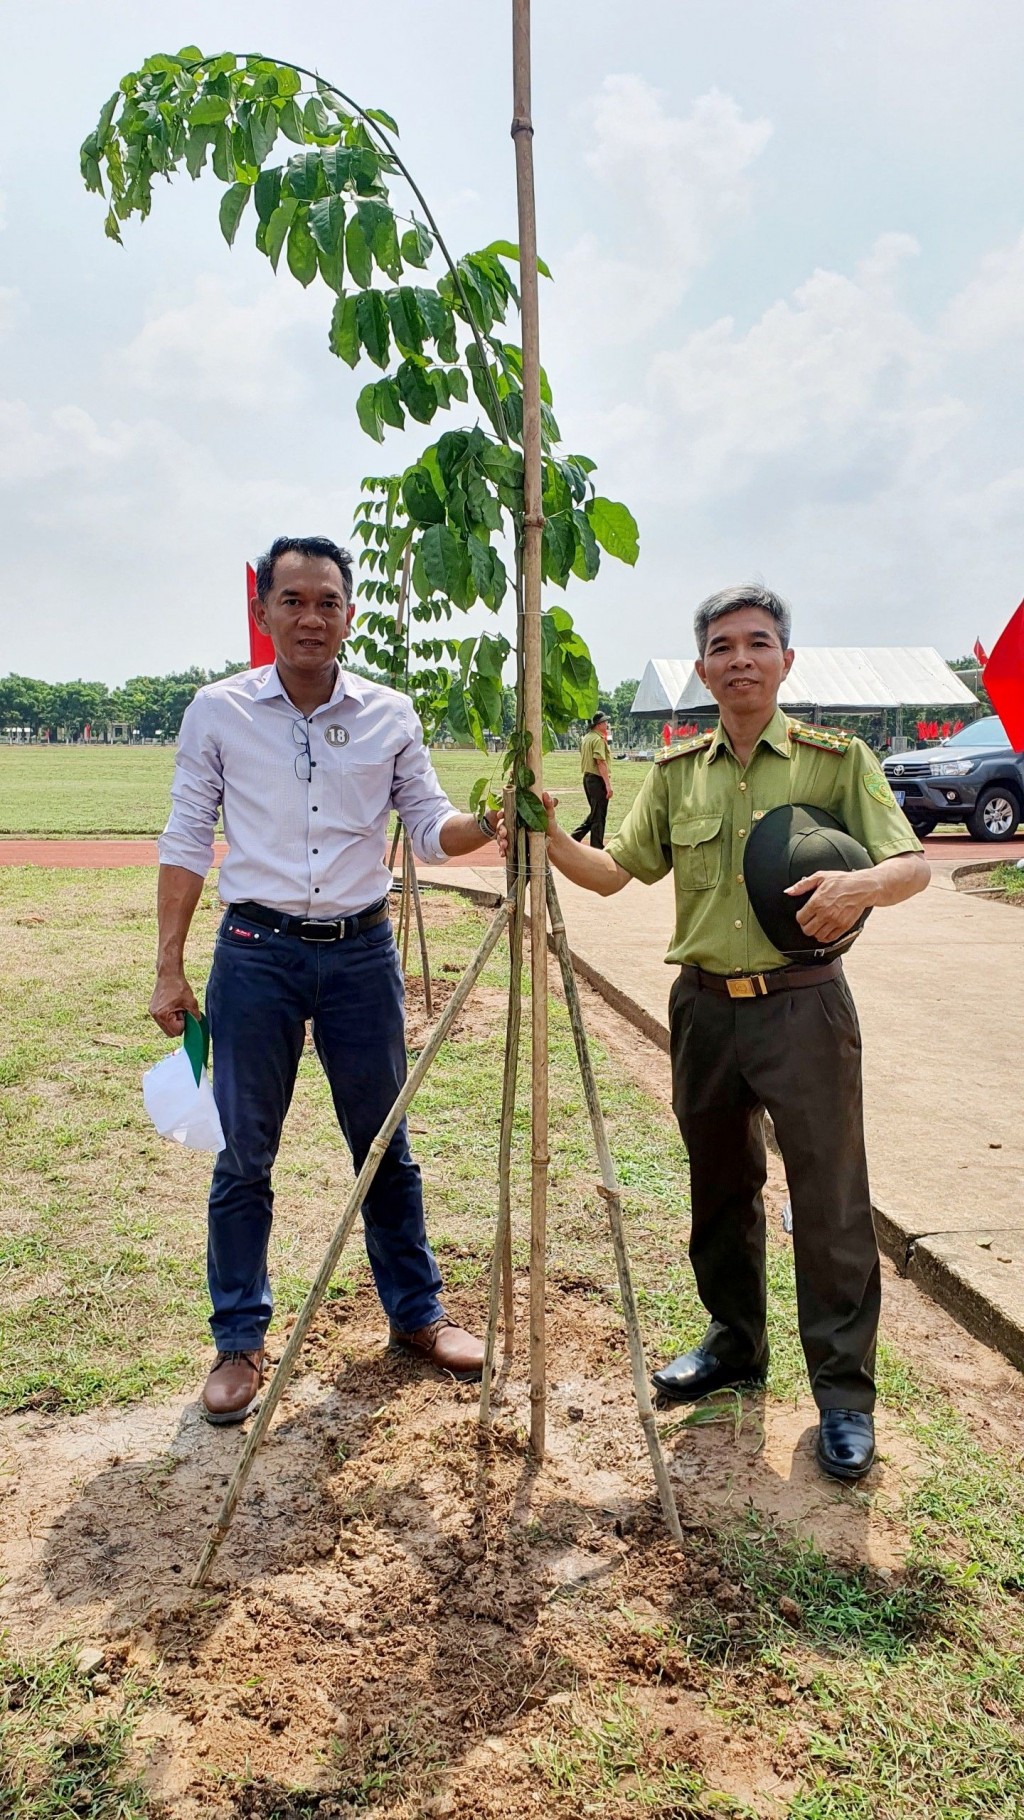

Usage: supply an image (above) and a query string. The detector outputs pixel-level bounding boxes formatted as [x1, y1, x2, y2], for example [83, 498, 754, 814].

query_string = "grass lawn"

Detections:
[987, 861, 1024, 900]
[3, 870, 1024, 1817]
[0, 742, 653, 839]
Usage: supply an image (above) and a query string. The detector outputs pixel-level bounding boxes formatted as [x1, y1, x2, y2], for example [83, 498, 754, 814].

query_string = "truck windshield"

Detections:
[941, 717, 1011, 750]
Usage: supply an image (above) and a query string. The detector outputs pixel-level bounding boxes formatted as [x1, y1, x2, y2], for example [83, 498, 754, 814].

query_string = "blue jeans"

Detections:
[204, 908, 444, 1350]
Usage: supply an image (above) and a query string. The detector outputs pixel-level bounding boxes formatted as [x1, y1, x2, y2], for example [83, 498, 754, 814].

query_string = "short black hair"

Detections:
[590, 711, 608, 727]
[255, 536, 353, 603]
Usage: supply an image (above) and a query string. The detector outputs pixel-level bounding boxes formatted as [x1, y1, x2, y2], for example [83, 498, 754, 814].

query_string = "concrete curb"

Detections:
[421, 874, 1024, 1377]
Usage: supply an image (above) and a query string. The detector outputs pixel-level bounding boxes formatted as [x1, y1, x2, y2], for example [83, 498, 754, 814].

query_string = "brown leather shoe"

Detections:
[389, 1318, 485, 1382]
[201, 1348, 266, 1425]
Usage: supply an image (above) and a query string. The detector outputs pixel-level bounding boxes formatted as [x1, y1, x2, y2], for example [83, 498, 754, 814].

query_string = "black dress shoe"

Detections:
[817, 1409, 875, 1482]
[651, 1345, 767, 1405]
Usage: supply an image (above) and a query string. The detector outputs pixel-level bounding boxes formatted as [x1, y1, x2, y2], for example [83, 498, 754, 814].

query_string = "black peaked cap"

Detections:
[743, 803, 873, 964]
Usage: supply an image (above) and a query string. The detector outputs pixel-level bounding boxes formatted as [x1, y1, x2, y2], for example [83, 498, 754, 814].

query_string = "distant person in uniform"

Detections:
[151, 535, 507, 1425]
[572, 710, 613, 848]
[538, 584, 929, 1483]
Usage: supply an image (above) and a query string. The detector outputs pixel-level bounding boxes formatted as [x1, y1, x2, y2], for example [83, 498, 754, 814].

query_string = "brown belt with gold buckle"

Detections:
[683, 959, 843, 999]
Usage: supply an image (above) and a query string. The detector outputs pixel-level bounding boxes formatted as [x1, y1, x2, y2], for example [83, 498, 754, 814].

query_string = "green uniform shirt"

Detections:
[606, 707, 923, 973]
[580, 730, 609, 776]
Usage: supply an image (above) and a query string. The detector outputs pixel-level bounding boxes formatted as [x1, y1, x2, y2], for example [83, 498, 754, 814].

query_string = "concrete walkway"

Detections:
[421, 850, 1024, 1372]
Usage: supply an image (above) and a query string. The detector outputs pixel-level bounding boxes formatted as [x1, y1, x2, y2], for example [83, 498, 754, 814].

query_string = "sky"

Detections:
[2, 1, 1023, 688]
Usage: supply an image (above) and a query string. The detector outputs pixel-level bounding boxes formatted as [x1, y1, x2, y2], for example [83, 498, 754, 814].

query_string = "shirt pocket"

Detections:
[340, 759, 394, 834]
[670, 814, 723, 890]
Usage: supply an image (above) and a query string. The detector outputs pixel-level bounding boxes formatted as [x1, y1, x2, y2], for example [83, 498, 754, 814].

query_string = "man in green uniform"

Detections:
[542, 585, 929, 1482]
[572, 710, 613, 848]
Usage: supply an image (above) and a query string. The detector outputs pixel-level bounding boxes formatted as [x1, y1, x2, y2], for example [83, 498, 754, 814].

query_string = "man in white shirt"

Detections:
[152, 535, 504, 1423]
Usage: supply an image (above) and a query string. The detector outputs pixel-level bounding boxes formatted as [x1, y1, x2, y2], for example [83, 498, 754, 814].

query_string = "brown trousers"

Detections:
[668, 965, 879, 1412]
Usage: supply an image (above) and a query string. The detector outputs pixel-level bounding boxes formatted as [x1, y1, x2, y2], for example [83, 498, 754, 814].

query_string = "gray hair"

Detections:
[694, 584, 792, 659]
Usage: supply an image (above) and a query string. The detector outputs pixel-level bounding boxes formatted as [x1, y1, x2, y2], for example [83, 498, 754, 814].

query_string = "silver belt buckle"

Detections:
[298, 918, 342, 942]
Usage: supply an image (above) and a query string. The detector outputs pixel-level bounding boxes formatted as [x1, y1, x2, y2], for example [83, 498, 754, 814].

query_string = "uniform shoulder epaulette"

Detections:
[788, 721, 853, 755]
[656, 732, 715, 764]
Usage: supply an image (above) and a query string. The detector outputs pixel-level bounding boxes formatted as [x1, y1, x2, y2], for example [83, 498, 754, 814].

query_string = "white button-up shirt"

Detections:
[158, 663, 461, 916]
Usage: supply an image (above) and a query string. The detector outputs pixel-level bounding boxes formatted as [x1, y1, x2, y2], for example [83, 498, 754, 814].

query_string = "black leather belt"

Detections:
[683, 959, 842, 998]
[229, 898, 389, 944]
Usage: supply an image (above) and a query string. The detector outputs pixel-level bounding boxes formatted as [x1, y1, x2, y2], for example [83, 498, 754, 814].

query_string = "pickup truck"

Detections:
[881, 715, 1023, 841]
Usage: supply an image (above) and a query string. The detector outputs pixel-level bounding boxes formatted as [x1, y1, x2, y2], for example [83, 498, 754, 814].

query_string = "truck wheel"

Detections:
[907, 814, 938, 837]
[966, 786, 1022, 842]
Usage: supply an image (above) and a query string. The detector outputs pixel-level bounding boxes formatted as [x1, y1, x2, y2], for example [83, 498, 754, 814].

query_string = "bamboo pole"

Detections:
[400, 827, 413, 975]
[545, 872, 684, 1545]
[479, 799, 527, 1425]
[407, 838, 433, 1018]
[511, 0, 548, 1462]
[191, 893, 513, 1589]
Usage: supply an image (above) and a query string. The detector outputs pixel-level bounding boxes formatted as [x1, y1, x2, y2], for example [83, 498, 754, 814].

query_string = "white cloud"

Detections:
[119, 273, 324, 409]
[941, 232, 1024, 350]
[553, 79, 772, 345]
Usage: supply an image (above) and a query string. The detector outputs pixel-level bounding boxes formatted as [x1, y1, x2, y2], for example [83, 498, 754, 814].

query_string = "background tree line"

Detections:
[0, 664, 645, 745]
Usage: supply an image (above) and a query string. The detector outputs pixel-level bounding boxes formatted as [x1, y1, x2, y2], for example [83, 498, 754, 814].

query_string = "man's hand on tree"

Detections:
[150, 970, 201, 1038]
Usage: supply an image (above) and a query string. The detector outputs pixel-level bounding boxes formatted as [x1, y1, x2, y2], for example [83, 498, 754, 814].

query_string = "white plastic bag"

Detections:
[143, 1011, 225, 1152]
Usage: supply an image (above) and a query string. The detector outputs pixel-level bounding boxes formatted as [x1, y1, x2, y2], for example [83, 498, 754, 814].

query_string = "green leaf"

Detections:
[586, 496, 639, 566]
[96, 90, 120, 138]
[358, 200, 401, 281]
[345, 211, 372, 288]
[356, 384, 384, 443]
[402, 466, 446, 527]
[303, 95, 331, 137]
[516, 788, 549, 832]
[191, 94, 230, 126]
[470, 670, 503, 730]
[571, 508, 600, 581]
[420, 524, 472, 607]
[211, 125, 232, 182]
[375, 378, 404, 430]
[386, 287, 425, 356]
[329, 294, 360, 367]
[254, 164, 282, 224]
[286, 210, 318, 286]
[356, 290, 390, 368]
[284, 150, 322, 201]
[542, 515, 576, 588]
[400, 222, 433, 268]
[396, 360, 438, 424]
[481, 238, 552, 279]
[365, 105, 400, 135]
[250, 106, 279, 165]
[446, 368, 469, 403]
[185, 128, 213, 180]
[474, 630, 509, 679]
[270, 65, 302, 98]
[218, 181, 252, 247]
[445, 678, 484, 749]
[309, 194, 346, 256]
[265, 198, 298, 271]
[278, 97, 305, 144]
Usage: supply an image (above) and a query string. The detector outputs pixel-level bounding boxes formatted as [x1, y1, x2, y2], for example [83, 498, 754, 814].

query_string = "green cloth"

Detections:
[580, 730, 609, 776]
[606, 707, 922, 972]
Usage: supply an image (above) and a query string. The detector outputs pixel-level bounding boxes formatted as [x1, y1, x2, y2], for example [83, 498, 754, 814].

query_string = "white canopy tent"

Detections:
[631, 649, 978, 717]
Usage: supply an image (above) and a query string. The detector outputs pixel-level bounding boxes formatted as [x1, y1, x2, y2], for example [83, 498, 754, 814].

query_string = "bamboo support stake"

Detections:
[191, 893, 513, 1590]
[479, 803, 527, 1425]
[400, 828, 413, 975]
[511, 0, 548, 1462]
[407, 838, 433, 1018]
[546, 871, 685, 1545]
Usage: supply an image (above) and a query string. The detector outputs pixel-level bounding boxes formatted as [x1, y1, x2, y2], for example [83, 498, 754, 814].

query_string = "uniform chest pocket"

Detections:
[340, 759, 394, 833]
[670, 814, 723, 890]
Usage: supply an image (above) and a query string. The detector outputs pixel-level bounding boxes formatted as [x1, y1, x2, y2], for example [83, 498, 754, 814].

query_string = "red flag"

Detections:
[662, 723, 672, 747]
[973, 638, 988, 667]
[979, 599, 1024, 750]
[247, 562, 275, 668]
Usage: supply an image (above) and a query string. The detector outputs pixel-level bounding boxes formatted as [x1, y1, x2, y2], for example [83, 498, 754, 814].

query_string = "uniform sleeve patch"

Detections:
[864, 771, 897, 807]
